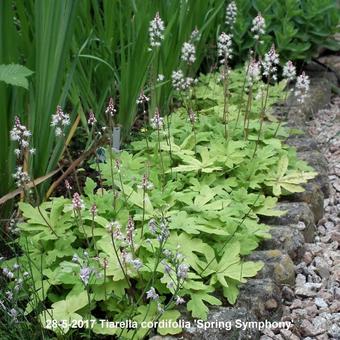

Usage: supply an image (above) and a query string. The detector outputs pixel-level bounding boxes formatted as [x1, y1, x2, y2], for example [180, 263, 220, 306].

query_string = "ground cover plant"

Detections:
[0, 70, 316, 339]
[0, 3, 322, 340]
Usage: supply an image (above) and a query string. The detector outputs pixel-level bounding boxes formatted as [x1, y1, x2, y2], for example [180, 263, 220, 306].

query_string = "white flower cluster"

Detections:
[107, 221, 123, 239]
[150, 110, 164, 130]
[80, 267, 92, 285]
[251, 13, 266, 41]
[12, 167, 30, 187]
[2, 267, 14, 280]
[136, 91, 150, 105]
[122, 251, 143, 271]
[171, 70, 194, 91]
[225, 1, 237, 29]
[177, 263, 189, 279]
[157, 74, 165, 82]
[246, 59, 261, 86]
[282, 60, 296, 82]
[149, 12, 165, 48]
[148, 218, 170, 243]
[262, 45, 279, 80]
[146, 286, 159, 300]
[294, 72, 310, 104]
[190, 28, 201, 43]
[181, 41, 196, 64]
[10, 116, 35, 157]
[217, 32, 233, 62]
[51, 105, 70, 137]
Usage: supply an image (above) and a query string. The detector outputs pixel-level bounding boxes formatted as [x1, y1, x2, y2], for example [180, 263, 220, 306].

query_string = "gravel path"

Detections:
[261, 96, 340, 340]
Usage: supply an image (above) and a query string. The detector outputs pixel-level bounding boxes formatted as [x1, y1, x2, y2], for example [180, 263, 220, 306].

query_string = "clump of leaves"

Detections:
[1, 68, 316, 339]
[230, 0, 339, 63]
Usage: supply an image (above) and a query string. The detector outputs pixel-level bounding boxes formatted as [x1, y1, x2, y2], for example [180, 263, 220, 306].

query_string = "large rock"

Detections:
[297, 150, 330, 197]
[236, 278, 282, 320]
[260, 226, 305, 263]
[247, 250, 295, 285]
[285, 134, 319, 153]
[262, 202, 316, 242]
[289, 182, 324, 223]
[317, 55, 340, 82]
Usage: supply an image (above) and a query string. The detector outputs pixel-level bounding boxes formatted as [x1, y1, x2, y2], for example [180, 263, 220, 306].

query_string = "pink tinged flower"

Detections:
[103, 258, 109, 269]
[150, 109, 164, 130]
[251, 13, 266, 41]
[217, 32, 233, 61]
[105, 97, 116, 117]
[126, 216, 135, 245]
[138, 174, 154, 191]
[115, 159, 121, 171]
[247, 59, 261, 86]
[72, 192, 84, 211]
[146, 287, 159, 300]
[149, 12, 165, 48]
[87, 110, 97, 126]
[283, 60, 296, 82]
[90, 203, 97, 217]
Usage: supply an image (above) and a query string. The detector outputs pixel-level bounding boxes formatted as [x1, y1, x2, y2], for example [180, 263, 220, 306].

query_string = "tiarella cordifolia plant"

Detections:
[87, 110, 97, 127]
[282, 60, 296, 83]
[149, 12, 165, 49]
[181, 42, 196, 65]
[246, 58, 261, 87]
[171, 70, 193, 92]
[262, 45, 280, 81]
[217, 32, 233, 62]
[1, 5, 318, 339]
[1, 64, 317, 339]
[10, 116, 35, 157]
[251, 13, 266, 43]
[217, 32, 233, 137]
[50, 105, 70, 137]
[225, 1, 237, 32]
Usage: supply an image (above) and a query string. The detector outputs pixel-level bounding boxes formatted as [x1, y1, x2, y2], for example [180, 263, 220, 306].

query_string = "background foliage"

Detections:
[0, 0, 338, 218]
